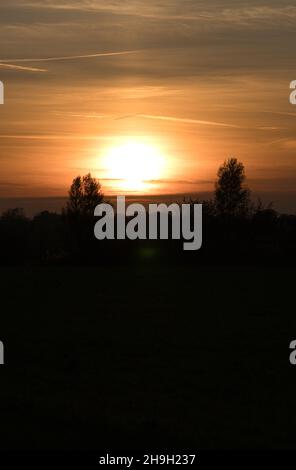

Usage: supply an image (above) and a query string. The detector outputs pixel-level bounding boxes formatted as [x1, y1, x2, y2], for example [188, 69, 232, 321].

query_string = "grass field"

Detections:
[0, 264, 295, 450]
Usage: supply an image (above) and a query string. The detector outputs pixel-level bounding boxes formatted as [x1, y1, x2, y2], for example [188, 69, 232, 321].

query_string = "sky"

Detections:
[0, 0, 296, 211]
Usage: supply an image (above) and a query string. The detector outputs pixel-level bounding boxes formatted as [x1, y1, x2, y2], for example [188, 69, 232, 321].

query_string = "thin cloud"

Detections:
[0, 134, 112, 140]
[53, 112, 106, 119]
[257, 126, 284, 131]
[138, 114, 242, 128]
[270, 111, 296, 118]
[145, 178, 213, 185]
[20, 2, 296, 26]
[0, 63, 46, 72]
[0, 50, 140, 64]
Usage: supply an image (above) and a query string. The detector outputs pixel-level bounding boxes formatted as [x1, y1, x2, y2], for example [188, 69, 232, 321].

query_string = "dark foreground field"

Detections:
[0, 264, 295, 450]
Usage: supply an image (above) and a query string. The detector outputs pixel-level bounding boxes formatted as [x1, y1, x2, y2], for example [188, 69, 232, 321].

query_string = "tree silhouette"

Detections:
[66, 173, 103, 217]
[1, 208, 26, 221]
[214, 158, 251, 217]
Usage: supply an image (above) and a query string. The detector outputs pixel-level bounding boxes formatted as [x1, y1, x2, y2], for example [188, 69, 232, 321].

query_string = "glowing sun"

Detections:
[103, 141, 165, 192]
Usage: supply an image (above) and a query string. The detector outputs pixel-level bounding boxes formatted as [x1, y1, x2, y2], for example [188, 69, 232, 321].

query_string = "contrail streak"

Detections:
[0, 50, 140, 64]
[138, 114, 242, 128]
[0, 63, 46, 72]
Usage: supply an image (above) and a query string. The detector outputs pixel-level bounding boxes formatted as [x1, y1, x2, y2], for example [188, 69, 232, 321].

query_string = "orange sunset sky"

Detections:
[0, 1, 296, 211]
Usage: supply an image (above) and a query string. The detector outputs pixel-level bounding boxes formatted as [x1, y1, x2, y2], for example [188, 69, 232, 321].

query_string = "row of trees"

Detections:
[64, 158, 253, 218]
[0, 158, 295, 265]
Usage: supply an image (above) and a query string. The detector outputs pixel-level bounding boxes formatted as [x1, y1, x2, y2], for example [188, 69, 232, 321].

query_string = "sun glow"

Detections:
[103, 141, 165, 192]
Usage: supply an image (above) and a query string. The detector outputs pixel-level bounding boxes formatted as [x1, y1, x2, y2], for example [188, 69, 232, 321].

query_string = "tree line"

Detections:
[0, 158, 295, 266]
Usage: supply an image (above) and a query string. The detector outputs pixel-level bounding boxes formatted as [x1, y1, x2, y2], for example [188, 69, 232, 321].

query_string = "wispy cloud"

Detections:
[0, 50, 140, 74]
[0, 134, 112, 140]
[0, 50, 140, 64]
[137, 114, 283, 131]
[0, 63, 46, 72]
[138, 114, 242, 128]
[19, 2, 296, 26]
[53, 112, 106, 119]
[144, 178, 213, 185]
